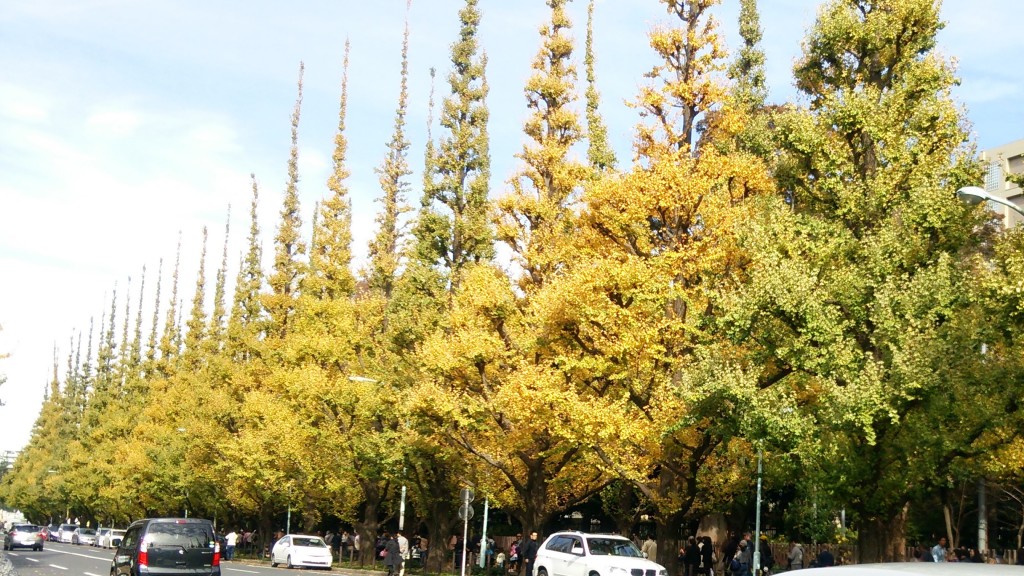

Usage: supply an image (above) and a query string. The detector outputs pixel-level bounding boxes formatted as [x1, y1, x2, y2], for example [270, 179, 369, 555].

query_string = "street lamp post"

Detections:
[955, 185, 1019, 553]
[957, 186, 1024, 219]
[399, 484, 406, 531]
[752, 446, 763, 576]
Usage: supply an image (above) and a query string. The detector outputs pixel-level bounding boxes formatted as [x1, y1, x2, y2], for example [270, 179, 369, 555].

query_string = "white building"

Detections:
[981, 138, 1024, 227]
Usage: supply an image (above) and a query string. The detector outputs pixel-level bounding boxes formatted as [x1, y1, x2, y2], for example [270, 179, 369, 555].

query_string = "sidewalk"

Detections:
[226, 557, 390, 576]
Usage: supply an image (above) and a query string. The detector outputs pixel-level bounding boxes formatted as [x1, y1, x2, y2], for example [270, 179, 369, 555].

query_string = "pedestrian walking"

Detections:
[522, 532, 540, 576]
[932, 537, 948, 562]
[225, 529, 238, 561]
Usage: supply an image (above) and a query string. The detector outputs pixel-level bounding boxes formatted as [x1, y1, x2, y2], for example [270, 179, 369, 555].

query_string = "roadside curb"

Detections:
[226, 560, 389, 576]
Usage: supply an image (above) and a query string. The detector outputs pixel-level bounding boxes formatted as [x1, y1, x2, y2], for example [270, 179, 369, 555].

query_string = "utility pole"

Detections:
[752, 446, 763, 576]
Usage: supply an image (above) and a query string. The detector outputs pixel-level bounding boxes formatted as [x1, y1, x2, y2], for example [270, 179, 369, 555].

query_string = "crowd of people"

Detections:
[914, 535, 1024, 564]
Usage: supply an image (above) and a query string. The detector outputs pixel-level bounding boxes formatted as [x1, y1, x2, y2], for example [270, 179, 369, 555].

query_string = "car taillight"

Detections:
[213, 541, 221, 567]
[139, 540, 149, 567]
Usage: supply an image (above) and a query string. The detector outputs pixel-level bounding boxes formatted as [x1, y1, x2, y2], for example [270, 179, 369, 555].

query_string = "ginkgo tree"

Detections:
[536, 0, 784, 564]
[720, 0, 1024, 562]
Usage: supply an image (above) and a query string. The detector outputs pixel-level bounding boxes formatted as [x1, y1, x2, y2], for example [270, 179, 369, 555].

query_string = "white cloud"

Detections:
[86, 109, 142, 138]
[0, 85, 50, 123]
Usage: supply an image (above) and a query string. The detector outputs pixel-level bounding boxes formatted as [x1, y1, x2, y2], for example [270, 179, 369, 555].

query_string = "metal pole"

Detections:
[400, 485, 407, 532]
[978, 478, 988, 552]
[461, 491, 471, 576]
[753, 447, 763, 576]
[479, 498, 490, 569]
[287, 504, 292, 535]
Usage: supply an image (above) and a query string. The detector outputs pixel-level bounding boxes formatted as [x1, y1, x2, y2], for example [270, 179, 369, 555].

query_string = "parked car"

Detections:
[96, 528, 126, 548]
[270, 534, 333, 570]
[111, 518, 219, 576]
[3, 524, 44, 551]
[47, 524, 61, 541]
[58, 523, 79, 543]
[72, 527, 97, 545]
[534, 531, 667, 576]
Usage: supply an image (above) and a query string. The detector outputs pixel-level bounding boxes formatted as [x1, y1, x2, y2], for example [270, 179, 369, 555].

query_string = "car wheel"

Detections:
[537, 569, 548, 576]
[287, 555, 294, 569]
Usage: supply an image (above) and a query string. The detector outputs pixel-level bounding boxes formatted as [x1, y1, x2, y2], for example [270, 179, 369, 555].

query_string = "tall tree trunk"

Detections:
[856, 503, 910, 563]
[356, 498, 380, 568]
[943, 502, 955, 548]
[425, 504, 458, 574]
[656, 511, 684, 574]
[518, 461, 550, 535]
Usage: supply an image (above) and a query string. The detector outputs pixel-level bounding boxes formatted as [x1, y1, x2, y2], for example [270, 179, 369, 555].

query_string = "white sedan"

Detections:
[96, 528, 125, 548]
[271, 534, 333, 570]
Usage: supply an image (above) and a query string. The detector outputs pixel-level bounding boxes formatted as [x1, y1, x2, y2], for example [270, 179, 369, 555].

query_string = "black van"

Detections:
[111, 518, 220, 576]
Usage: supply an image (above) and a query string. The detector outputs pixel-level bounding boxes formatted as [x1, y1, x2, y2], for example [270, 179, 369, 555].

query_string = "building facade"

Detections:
[981, 138, 1024, 227]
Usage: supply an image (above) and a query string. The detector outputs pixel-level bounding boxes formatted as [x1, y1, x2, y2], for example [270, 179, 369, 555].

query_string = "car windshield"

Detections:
[144, 523, 212, 549]
[586, 537, 644, 557]
[113, 530, 126, 535]
[15, 525, 40, 532]
[80, 529, 97, 536]
[293, 537, 326, 548]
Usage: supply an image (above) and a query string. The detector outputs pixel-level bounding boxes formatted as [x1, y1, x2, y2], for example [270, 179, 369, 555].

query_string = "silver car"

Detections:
[72, 527, 97, 545]
[58, 523, 79, 543]
[3, 524, 44, 551]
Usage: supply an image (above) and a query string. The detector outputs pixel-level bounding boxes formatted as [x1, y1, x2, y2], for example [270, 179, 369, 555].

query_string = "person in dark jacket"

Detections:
[723, 535, 739, 576]
[384, 533, 403, 576]
[521, 532, 540, 576]
[683, 537, 701, 576]
[816, 544, 835, 568]
[758, 535, 774, 575]
[697, 537, 714, 576]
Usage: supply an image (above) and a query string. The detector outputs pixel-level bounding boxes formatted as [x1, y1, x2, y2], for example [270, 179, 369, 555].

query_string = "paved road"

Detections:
[1, 542, 298, 576]
[2, 541, 379, 576]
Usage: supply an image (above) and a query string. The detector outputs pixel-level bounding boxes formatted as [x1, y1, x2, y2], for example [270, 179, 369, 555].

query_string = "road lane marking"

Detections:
[85, 572, 104, 576]
[24, 557, 39, 563]
[50, 564, 68, 570]
[225, 569, 259, 573]
[44, 547, 112, 561]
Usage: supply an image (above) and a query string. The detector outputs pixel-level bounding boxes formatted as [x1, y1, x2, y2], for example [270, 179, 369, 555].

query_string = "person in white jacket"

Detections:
[787, 541, 803, 570]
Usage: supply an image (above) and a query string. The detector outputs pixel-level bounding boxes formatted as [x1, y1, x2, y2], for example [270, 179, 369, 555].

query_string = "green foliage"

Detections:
[307, 40, 357, 301]
[584, 0, 616, 172]
[413, 0, 494, 294]
[369, 21, 414, 299]
[264, 63, 308, 338]
[727, 0, 767, 110]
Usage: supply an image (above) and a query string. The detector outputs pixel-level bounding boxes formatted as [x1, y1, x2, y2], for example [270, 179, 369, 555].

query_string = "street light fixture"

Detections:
[956, 186, 1024, 219]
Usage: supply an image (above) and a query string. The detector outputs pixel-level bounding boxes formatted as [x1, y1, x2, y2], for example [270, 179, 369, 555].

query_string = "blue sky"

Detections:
[1, 0, 1022, 455]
